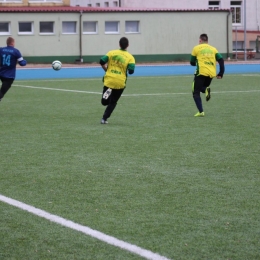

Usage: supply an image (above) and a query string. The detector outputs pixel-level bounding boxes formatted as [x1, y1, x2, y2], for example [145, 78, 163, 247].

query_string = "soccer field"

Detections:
[1, 74, 260, 260]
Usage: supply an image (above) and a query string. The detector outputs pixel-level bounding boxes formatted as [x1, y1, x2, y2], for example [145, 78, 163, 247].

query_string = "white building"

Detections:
[0, 7, 232, 63]
[71, 0, 260, 52]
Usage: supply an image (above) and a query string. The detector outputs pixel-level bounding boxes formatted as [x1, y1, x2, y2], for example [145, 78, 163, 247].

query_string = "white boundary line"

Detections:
[0, 194, 170, 260]
[13, 84, 260, 97]
[13, 84, 101, 95]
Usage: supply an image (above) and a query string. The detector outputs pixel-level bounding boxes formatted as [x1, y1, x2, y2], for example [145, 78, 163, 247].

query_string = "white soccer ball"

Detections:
[52, 60, 62, 71]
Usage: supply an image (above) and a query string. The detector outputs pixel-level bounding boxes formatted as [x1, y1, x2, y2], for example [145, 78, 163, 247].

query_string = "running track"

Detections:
[16, 63, 260, 80]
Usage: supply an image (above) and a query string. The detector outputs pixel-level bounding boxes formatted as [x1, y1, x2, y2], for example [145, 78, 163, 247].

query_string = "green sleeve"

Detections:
[216, 53, 223, 60]
[101, 55, 109, 63]
[128, 63, 135, 70]
[190, 55, 196, 63]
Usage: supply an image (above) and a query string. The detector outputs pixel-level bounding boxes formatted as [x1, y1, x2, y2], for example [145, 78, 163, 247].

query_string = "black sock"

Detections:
[193, 97, 203, 113]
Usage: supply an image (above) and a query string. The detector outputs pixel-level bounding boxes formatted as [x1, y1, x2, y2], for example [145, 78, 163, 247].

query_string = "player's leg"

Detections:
[192, 75, 205, 116]
[204, 77, 212, 101]
[101, 88, 124, 123]
[101, 86, 111, 106]
[0, 77, 14, 101]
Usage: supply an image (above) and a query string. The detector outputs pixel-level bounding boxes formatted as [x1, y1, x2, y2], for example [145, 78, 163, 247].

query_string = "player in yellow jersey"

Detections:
[190, 34, 225, 117]
[99, 37, 135, 124]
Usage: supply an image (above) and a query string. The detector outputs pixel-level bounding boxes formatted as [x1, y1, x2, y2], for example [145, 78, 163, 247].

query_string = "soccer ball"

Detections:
[52, 60, 62, 71]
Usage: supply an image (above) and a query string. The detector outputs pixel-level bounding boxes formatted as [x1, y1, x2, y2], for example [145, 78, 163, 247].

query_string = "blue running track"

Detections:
[16, 63, 260, 80]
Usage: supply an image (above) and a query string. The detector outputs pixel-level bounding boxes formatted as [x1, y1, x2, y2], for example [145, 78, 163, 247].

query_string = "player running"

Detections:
[0, 37, 27, 102]
[99, 37, 135, 124]
[190, 33, 225, 117]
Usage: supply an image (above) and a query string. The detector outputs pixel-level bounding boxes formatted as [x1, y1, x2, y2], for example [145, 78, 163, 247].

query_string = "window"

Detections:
[96, 3, 100, 6]
[113, 1, 118, 7]
[40, 22, 54, 34]
[208, 1, 220, 10]
[231, 1, 242, 24]
[0, 22, 10, 35]
[125, 21, 139, 33]
[62, 21, 77, 34]
[249, 41, 256, 50]
[87, 4, 91, 6]
[83, 21, 98, 34]
[18, 22, 33, 34]
[105, 21, 119, 34]
[104, 1, 109, 7]
[232, 40, 244, 50]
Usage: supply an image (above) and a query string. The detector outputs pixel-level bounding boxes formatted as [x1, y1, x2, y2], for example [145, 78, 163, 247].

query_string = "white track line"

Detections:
[13, 84, 260, 97]
[0, 194, 170, 260]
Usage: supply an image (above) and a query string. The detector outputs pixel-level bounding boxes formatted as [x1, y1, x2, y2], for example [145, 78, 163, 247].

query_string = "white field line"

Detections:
[0, 194, 171, 260]
[123, 90, 260, 96]
[13, 84, 260, 97]
[13, 84, 101, 95]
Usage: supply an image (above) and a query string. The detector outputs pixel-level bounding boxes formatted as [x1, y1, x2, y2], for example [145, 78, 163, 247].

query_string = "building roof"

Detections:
[0, 6, 231, 13]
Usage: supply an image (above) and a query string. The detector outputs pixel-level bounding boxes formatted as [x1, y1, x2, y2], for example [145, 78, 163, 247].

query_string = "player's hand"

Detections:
[216, 76, 222, 79]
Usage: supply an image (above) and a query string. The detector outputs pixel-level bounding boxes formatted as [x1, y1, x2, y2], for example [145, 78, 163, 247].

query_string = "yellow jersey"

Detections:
[190, 43, 222, 78]
[101, 49, 135, 89]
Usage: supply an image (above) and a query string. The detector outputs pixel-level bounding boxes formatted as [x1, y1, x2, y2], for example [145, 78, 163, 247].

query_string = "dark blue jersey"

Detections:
[0, 46, 26, 79]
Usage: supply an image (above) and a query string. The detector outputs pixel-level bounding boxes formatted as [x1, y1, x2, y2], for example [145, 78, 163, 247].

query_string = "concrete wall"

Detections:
[0, 11, 232, 63]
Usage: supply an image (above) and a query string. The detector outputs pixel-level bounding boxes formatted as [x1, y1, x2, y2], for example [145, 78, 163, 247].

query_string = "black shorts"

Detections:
[101, 86, 124, 106]
[193, 75, 212, 94]
[0, 76, 14, 96]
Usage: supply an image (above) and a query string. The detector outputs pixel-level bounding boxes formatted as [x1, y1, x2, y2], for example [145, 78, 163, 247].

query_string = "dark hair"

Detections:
[6, 37, 14, 46]
[200, 34, 208, 42]
[119, 37, 129, 50]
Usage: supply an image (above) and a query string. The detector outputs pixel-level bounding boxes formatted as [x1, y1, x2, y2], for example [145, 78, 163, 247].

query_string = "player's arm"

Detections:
[190, 55, 196, 66]
[128, 63, 135, 75]
[17, 50, 27, 66]
[18, 57, 26, 66]
[15, 50, 27, 66]
[99, 55, 109, 72]
[127, 56, 135, 75]
[216, 53, 225, 78]
[190, 47, 197, 66]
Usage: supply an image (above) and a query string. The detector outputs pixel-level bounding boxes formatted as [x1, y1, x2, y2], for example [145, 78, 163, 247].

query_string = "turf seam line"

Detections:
[0, 194, 171, 260]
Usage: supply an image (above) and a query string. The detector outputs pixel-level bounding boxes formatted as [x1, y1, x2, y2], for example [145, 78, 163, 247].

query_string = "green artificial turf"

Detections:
[0, 74, 259, 259]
